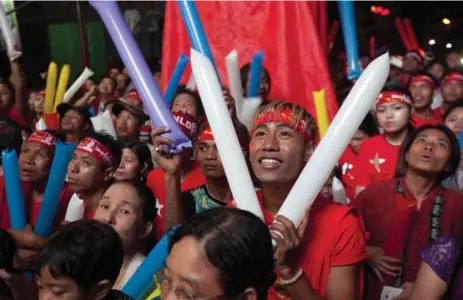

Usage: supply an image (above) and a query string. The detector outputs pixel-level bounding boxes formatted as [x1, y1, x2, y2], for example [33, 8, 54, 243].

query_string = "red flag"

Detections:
[162, 1, 338, 121]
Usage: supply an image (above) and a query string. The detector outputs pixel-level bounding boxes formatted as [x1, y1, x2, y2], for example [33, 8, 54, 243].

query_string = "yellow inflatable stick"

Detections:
[313, 89, 329, 138]
[53, 64, 71, 112]
[44, 62, 58, 114]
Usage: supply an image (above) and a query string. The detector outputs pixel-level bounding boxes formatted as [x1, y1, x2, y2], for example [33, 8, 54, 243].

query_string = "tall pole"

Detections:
[76, 1, 89, 67]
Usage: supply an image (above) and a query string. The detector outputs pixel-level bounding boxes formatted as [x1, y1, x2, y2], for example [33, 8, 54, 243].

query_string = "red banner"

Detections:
[162, 1, 338, 121]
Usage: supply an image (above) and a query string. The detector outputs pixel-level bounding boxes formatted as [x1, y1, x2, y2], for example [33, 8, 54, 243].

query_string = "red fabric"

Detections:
[318, 1, 328, 56]
[0, 178, 73, 231]
[8, 107, 27, 127]
[355, 180, 463, 299]
[252, 190, 366, 299]
[146, 164, 206, 241]
[354, 135, 400, 188]
[339, 147, 357, 201]
[410, 112, 443, 128]
[43, 112, 59, 130]
[162, 1, 338, 121]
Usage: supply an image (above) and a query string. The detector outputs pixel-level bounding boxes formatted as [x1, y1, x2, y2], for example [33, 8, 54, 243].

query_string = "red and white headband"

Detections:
[26, 131, 56, 149]
[376, 91, 412, 107]
[76, 137, 115, 167]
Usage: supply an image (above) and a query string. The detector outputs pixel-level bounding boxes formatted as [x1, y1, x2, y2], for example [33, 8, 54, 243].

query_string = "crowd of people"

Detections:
[0, 26, 462, 300]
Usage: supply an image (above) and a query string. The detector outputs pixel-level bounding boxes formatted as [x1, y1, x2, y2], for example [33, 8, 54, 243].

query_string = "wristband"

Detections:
[277, 268, 303, 286]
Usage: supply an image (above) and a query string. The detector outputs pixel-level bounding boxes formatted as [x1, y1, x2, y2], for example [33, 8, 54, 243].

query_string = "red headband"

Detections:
[26, 131, 56, 149]
[76, 137, 115, 167]
[442, 72, 463, 85]
[37, 90, 46, 97]
[126, 90, 141, 102]
[198, 126, 214, 141]
[254, 107, 312, 141]
[376, 91, 412, 107]
[409, 75, 434, 88]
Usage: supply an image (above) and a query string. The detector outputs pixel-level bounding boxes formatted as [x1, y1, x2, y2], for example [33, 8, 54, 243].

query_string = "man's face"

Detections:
[18, 143, 52, 183]
[98, 78, 115, 96]
[195, 140, 225, 178]
[410, 82, 433, 110]
[442, 81, 463, 104]
[115, 110, 140, 139]
[249, 122, 309, 184]
[403, 56, 421, 73]
[61, 110, 86, 134]
[0, 84, 11, 109]
[67, 150, 107, 193]
[446, 52, 461, 69]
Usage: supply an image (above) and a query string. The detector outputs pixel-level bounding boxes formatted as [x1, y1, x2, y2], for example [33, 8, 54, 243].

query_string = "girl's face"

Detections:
[94, 183, 151, 250]
[376, 102, 410, 134]
[445, 107, 463, 137]
[114, 148, 143, 181]
[34, 95, 45, 115]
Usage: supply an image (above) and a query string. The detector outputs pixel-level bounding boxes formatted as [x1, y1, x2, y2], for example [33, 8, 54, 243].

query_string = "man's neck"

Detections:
[385, 128, 409, 146]
[261, 181, 295, 216]
[65, 132, 83, 144]
[78, 187, 107, 212]
[404, 169, 438, 202]
[31, 180, 47, 194]
[206, 176, 231, 202]
[99, 94, 113, 103]
[413, 107, 434, 119]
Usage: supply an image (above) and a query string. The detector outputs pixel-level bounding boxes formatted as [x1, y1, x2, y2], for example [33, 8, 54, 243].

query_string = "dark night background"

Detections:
[0, 1, 460, 86]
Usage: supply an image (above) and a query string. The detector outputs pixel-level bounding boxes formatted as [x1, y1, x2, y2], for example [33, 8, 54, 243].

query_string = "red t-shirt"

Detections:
[410, 112, 443, 128]
[433, 107, 444, 119]
[8, 107, 27, 127]
[355, 134, 400, 188]
[339, 147, 357, 201]
[253, 191, 366, 299]
[0, 178, 73, 231]
[146, 164, 206, 241]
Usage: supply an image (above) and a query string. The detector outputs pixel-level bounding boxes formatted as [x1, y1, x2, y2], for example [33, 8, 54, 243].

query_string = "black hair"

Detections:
[99, 75, 117, 89]
[120, 141, 154, 181]
[406, 71, 438, 90]
[358, 113, 379, 138]
[44, 129, 66, 143]
[85, 131, 122, 168]
[171, 85, 204, 120]
[395, 124, 460, 181]
[444, 102, 463, 122]
[426, 60, 447, 77]
[169, 207, 276, 300]
[112, 180, 157, 224]
[380, 85, 411, 97]
[239, 63, 272, 97]
[37, 220, 123, 290]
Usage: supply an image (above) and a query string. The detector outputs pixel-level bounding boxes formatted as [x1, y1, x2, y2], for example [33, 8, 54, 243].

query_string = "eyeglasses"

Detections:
[159, 270, 228, 300]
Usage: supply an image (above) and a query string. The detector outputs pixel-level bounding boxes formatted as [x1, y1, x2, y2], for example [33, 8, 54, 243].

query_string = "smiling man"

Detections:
[248, 101, 366, 300]
[67, 132, 122, 219]
[408, 72, 442, 128]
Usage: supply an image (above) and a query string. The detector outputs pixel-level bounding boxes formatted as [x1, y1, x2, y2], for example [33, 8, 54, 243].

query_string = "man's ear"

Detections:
[304, 141, 315, 162]
[92, 279, 112, 300]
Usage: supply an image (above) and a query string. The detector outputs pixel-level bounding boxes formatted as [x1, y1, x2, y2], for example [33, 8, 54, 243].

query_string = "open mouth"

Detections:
[258, 157, 282, 169]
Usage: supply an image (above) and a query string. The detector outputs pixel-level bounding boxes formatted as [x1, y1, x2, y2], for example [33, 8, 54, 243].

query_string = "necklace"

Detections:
[205, 183, 231, 203]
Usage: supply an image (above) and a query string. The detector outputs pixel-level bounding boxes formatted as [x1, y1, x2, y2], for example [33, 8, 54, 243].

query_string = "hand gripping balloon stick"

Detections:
[276, 53, 390, 229]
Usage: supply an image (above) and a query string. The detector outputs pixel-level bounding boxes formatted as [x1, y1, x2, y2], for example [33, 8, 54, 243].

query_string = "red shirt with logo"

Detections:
[146, 164, 206, 241]
[355, 134, 400, 188]
[0, 178, 73, 231]
[253, 191, 366, 299]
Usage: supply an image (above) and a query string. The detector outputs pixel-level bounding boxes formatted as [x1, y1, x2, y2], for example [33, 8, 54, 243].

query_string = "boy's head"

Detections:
[37, 220, 123, 300]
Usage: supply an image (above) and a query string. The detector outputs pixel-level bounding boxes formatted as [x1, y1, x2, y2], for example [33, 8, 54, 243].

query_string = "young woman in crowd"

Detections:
[355, 87, 412, 196]
[442, 103, 463, 192]
[93, 180, 156, 290]
[355, 124, 463, 300]
[161, 207, 276, 300]
[115, 141, 153, 182]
